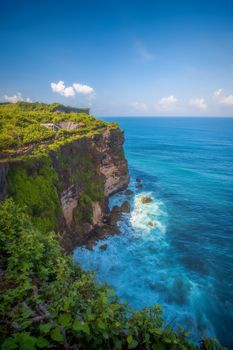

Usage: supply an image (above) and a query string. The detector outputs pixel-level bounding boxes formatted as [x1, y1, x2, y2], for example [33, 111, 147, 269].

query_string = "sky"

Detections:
[0, 0, 233, 116]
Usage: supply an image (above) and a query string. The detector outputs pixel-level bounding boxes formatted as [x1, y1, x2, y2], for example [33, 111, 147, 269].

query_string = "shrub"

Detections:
[0, 199, 227, 350]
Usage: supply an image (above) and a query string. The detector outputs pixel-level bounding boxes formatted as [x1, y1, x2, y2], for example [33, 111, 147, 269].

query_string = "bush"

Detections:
[7, 157, 60, 233]
[0, 199, 226, 350]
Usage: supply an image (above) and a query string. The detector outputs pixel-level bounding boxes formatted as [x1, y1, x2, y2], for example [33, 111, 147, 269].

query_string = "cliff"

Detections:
[0, 103, 226, 350]
[0, 103, 129, 252]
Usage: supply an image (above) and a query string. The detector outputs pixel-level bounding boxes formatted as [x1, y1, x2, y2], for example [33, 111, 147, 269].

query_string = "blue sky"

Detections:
[0, 0, 233, 116]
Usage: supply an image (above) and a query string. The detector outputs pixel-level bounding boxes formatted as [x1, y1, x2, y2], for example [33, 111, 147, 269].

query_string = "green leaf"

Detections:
[154, 327, 163, 335]
[127, 335, 133, 344]
[164, 337, 172, 343]
[86, 313, 95, 321]
[20, 320, 32, 330]
[73, 320, 90, 335]
[21, 308, 33, 318]
[82, 323, 90, 335]
[113, 338, 122, 350]
[97, 319, 106, 330]
[39, 323, 52, 334]
[50, 328, 63, 342]
[16, 332, 37, 350]
[36, 337, 49, 348]
[1, 337, 17, 350]
[23, 281, 32, 290]
[58, 313, 72, 327]
[128, 340, 138, 349]
[127, 335, 138, 349]
[73, 320, 82, 332]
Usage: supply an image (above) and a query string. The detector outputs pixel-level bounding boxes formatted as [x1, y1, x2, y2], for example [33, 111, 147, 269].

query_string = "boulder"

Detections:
[110, 205, 122, 225]
[148, 221, 154, 227]
[141, 196, 153, 204]
[111, 205, 121, 213]
[121, 201, 131, 213]
[99, 244, 108, 251]
[125, 189, 134, 196]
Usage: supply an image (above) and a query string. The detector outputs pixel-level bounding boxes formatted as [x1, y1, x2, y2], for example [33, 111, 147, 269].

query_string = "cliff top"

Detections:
[0, 102, 118, 160]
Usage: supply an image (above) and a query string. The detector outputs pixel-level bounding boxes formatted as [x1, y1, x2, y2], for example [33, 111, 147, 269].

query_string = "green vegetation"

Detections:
[7, 156, 60, 233]
[0, 199, 226, 350]
[0, 102, 118, 156]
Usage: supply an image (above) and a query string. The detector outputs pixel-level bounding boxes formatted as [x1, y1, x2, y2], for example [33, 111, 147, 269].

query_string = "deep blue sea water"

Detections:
[74, 117, 233, 349]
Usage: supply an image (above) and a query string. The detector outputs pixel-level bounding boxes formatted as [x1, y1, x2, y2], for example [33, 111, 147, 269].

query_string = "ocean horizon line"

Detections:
[99, 115, 233, 118]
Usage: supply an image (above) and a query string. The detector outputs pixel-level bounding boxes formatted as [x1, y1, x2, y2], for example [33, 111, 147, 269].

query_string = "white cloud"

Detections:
[51, 81, 95, 99]
[2, 92, 32, 103]
[135, 41, 156, 61]
[157, 95, 178, 111]
[51, 81, 75, 97]
[213, 88, 233, 106]
[189, 97, 207, 110]
[129, 101, 148, 112]
[221, 95, 233, 105]
[213, 88, 222, 97]
[73, 83, 95, 95]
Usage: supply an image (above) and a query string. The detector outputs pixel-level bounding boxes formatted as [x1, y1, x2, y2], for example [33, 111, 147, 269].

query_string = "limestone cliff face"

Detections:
[0, 128, 129, 252]
[54, 128, 129, 251]
[97, 130, 130, 196]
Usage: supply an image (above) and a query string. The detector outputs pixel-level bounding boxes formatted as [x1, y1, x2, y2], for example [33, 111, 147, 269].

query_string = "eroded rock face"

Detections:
[61, 186, 78, 226]
[92, 201, 103, 226]
[93, 129, 130, 197]
[55, 128, 129, 251]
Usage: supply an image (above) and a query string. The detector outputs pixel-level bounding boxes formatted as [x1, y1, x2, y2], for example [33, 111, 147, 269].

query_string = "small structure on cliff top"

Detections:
[41, 121, 85, 131]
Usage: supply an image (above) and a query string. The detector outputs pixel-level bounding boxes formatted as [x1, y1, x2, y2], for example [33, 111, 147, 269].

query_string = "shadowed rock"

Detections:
[121, 201, 131, 213]
[125, 189, 134, 196]
[99, 244, 108, 251]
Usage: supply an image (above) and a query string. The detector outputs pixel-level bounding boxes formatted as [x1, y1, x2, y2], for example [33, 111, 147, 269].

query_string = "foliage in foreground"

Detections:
[0, 199, 226, 350]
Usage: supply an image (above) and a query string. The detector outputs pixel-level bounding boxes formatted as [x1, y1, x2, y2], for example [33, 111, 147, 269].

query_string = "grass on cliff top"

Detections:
[0, 102, 118, 156]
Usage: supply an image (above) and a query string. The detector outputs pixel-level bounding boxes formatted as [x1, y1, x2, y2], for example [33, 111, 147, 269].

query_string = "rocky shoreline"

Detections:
[78, 178, 155, 251]
[82, 188, 134, 249]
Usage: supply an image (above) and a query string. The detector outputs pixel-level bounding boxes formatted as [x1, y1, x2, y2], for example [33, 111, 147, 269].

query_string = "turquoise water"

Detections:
[73, 117, 233, 348]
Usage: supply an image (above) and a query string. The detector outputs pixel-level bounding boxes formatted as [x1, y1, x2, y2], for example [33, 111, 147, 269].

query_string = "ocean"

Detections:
[73, 117, 233, 348]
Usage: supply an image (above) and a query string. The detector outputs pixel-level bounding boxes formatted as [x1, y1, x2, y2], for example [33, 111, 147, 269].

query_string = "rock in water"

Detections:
[111, 205, 121, 214]
[148, 221, 154, 227]
[141, 196, 153, 204]
[99, 244, 108, 251]
[110, 205, 122, 225]
[136, 177, 141, 183]
[121, 201, 131, 212]
[136, 184, 143, 189]
[125, 189, 134, 196]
